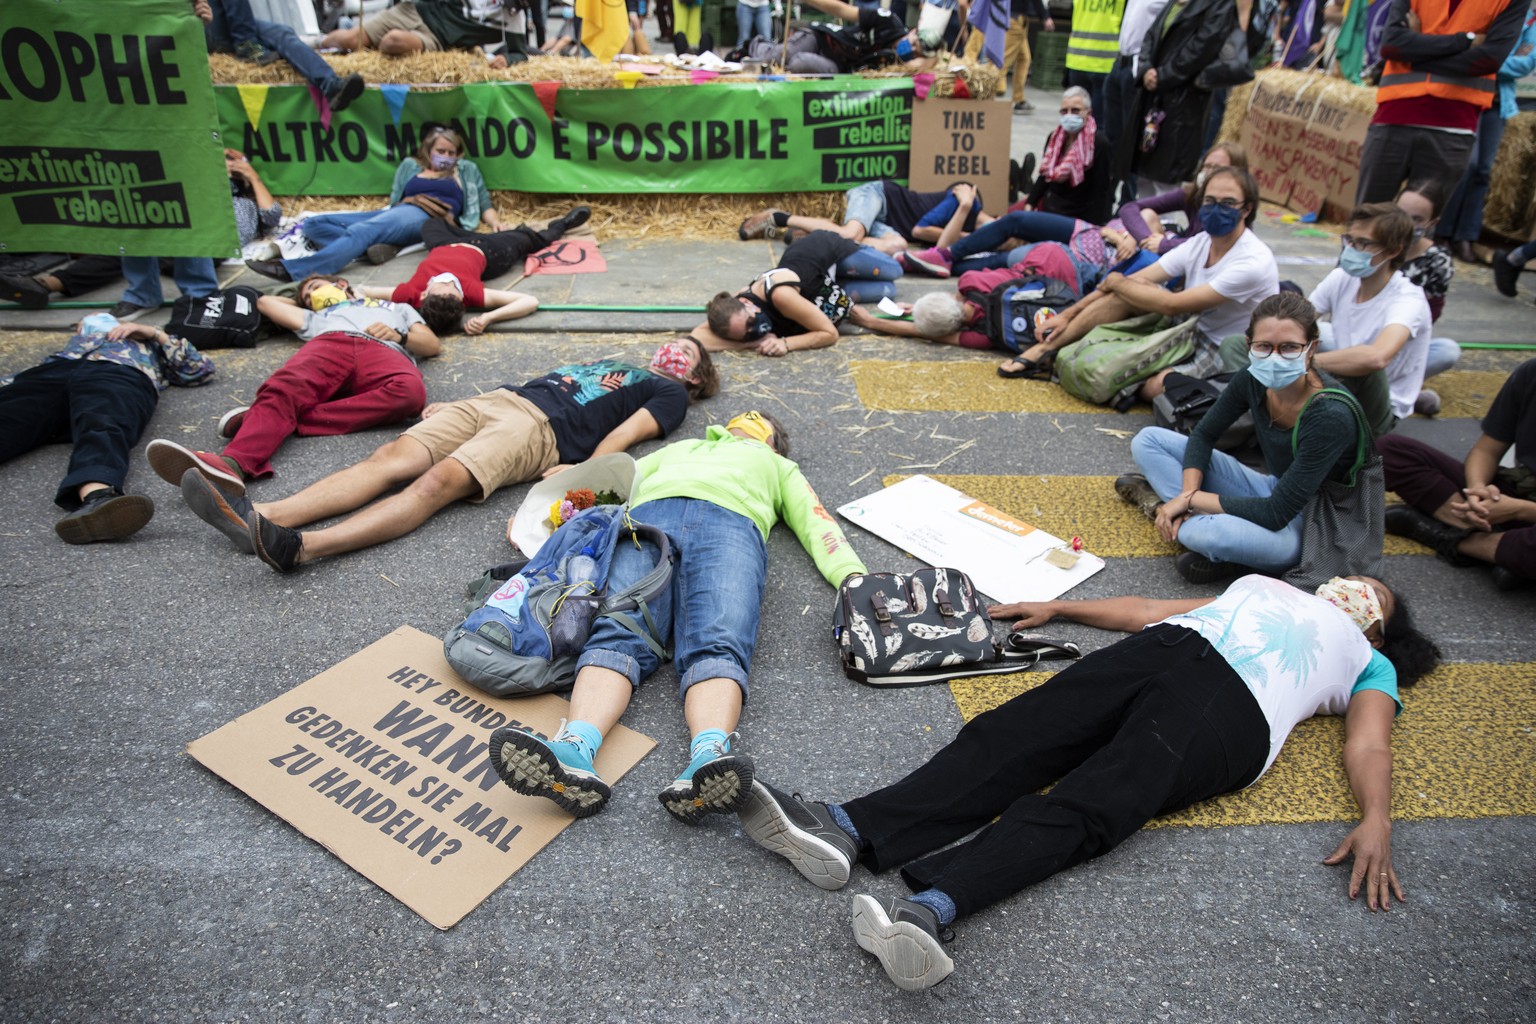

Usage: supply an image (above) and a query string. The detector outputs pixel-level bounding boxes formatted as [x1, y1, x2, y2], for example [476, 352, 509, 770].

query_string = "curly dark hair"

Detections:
[1380, 591, 1440, 687]
[419, 292, 465, 335]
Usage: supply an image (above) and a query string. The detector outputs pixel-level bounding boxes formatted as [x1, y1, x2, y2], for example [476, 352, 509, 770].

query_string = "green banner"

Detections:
[0, 0, 240, 258]
[215, 79, 915, 195]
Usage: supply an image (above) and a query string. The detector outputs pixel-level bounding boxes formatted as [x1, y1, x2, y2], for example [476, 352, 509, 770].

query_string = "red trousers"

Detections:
[223, 333, 425, 478]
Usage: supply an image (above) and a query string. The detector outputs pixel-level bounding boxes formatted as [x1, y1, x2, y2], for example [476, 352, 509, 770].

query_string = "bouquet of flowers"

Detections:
[547, 487, 624, 529]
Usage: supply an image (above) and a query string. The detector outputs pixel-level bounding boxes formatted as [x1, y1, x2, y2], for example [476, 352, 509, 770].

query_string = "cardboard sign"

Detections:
[906, 98, 1013, 215]
[1239, 75, 1372, 220]
[838, 475, 1104, 603]
[187, 626, 655, 929]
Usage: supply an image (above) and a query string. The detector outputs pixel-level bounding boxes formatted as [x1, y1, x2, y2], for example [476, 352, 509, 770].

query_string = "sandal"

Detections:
[996, 349, 1055, 379]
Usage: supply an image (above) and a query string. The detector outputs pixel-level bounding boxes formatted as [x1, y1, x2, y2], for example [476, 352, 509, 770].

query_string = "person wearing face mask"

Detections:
[245, 125, 503, 283]
[1393, 180, 1461, 417]
[490, 412, 867, 824]
[0, 314, 213, 543]
[143, 276, 440, 498]
[1115, 141, 1249, 257]
[1119, 292, 1376, 583]
[696, 230, 862, 357]
[170, 341, 717, 573]
[735, 570, 1438, 992]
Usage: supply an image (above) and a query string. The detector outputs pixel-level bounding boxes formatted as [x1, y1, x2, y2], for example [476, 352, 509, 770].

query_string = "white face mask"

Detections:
[427, 272, 462, 295]
[1314, 577, 1385, 636]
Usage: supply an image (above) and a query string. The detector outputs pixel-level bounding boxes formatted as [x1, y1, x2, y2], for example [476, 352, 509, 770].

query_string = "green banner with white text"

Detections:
[215, 79, 916, 195]
[0, 0, 240, 258]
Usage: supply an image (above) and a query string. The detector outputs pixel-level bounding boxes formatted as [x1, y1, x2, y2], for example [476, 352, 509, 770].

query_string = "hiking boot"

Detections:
[904, 247, 952, 278]
[365, 244, 399, 265]
[850, 894, 955, 992]
[737, 780, 857, 890]
[146, 439, 245, 494]
[250, 511, 303, 572]
[321, 72, 365, 113]
[1413, 389, 1441, 418]
[738, 209, 786, 241]
[658, 733, 755, 825]
[234, 40, 281, 66]
[1114, 472, 1161, 521]
[181, 469, 255, 554]
[1492, 248, 1521, 297]
[1384, 503, 1474, 566]
[218, 405, 251, 439]
[550, 205, 591, 236]
[1, 273, 51, 309]
[1174, 550, 1246, 584]
[107, 300, 148, 320]
[54, 488, 154, 544]
[489, 724, 611, 817]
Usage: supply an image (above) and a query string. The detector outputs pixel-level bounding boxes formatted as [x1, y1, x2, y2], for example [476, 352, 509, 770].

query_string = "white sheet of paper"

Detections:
[876, 296, 906, 317]
[838, 475, 1104, 604]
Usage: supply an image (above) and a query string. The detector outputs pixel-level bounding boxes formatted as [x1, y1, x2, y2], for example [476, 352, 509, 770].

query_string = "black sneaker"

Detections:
[1, 273, 51, 309]
[658, 735, 755, 825]
[551, 205, 591, 236]
[107, 300, 148, 319]
[1492, 248, 1521, 297]
[244, 259, 291, 283]
[234, 39, 281, 66]
[1114, 472, 1161, 521]
[737, 780, 858, 890]
[365, 244, 399, 265]
[54, 488, 154, 544]
[250, 511, 303, 572]
[1174, 550, 1246, 584]
[850, 893, 955, 992]
[1384, 503, 1474, 566]
[322, 72, 365, 113]
[181, 469, 255, 554]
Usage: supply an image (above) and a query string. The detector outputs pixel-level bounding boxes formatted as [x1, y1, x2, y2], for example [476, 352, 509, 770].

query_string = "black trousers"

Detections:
[0, 359, 159, 508]
[1355, 123, 1477, 206]
[842, 624, 1270, 919]
[421, 220, 557, 280]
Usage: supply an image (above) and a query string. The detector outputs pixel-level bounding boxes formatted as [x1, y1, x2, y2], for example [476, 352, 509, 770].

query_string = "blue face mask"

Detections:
[1338, 246, 1379, 278]
[1200, 202, 1244, 237]
[1248, 348, 1310, 390]
[1059, 114, 1086, 133]
[79, 313, 119, 337]
[895, 37, 915, 60]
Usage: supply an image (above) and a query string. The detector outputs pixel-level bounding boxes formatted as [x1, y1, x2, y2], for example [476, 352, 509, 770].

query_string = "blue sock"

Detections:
[679, 728, 732, 781]
[826, 802, 861, 846]
[555, 719, 603, 766]
[908, 889, 957, 928]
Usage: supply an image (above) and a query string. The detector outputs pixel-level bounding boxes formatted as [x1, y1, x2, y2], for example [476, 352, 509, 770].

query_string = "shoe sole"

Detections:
[146, 439, 245, 495]
[736, 782, 851, 890]
[489, 728, 610, 818]
[55, 494, 154, 544]
[1113, 475, 1161, 521]
[1, 279, 49, 309]
[249, 511, 301, 573]
[365, 245, 398, 265]
[905, 253, 951, 278]
[658, 754, 755, 825]
[181, 470, 254, 554]
[850, 894, 954, 992]
[217, 407, 249, 439]
[328, 74, 365, 112]
[738, 211, 779, 241]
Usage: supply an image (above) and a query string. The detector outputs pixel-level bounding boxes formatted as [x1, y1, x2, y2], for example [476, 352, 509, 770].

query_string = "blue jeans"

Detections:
[1131, 426, 1304, 572]
[843, 180, 898, 239]
[207, 3, 338, 90]
[1101, 56, 1137, 152]
[1424, 336, 1460, 379]
[949, 210, 1077, 260]
[285, 205, 431, 279]
[1441, 107, 1505, 244]
[837, 245, 902, 302]
[120, 256, 218, 308]
[736, 2, 773, 47]
[577, 497, 768, 699]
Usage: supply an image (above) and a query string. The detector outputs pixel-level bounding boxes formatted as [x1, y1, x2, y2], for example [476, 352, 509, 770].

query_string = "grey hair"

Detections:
[1062, 85, 1092, 112]
[912, 291, 968, 338]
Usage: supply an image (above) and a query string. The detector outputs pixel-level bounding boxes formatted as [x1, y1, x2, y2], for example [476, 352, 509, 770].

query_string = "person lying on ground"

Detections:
[357, 206, 592, 335]
[993, 166, 1277, 396]
[144, 275, 439, 495]
[736, 0, 936, 73]
[245, 126, 502, 283]
[0, 314, 213, 544]
[1379, 356, 1536, 591]
[488, 411, 866, 821]
[322, 0, 531, 61]
[174, 339, 716, 572]
[738, 180, 992, 254]
[737, 571, 1439, 991]
[204, 0, 365, 111]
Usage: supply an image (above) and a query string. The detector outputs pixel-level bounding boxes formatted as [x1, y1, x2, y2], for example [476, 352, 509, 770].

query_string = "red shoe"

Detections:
[217, 405, 250, 439]
[145, 439, 245, 495]
[904, 248, 952, 278]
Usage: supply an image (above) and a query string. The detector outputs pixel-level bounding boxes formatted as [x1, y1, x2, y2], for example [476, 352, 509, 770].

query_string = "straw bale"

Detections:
[1484, 112, 1536, 242]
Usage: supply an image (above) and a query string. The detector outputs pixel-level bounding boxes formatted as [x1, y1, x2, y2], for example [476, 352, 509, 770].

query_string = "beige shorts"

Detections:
[362, 2, 442, 51]
[404, 390, 559, 501]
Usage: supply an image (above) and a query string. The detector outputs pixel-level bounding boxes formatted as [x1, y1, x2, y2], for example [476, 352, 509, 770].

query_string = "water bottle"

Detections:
[549, 552, 600, 656]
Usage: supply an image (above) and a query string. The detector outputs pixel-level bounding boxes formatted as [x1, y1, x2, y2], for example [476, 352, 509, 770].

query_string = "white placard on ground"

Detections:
[838, 475, 1104, 604]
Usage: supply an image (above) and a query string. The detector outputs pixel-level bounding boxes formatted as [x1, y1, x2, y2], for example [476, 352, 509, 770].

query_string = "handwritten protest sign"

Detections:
[1239, 75, 1372, 220]
[188, 626, 654, 929]
[907, 98, 1012, 215]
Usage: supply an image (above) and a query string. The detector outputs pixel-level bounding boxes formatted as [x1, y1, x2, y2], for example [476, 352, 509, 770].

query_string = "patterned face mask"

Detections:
[308, 284, 348, 311]
[726, 411, 775, 448]
[648, 341, 695, 382]
[737, 293, 773, 340]
[1314, 577, 1384, 636]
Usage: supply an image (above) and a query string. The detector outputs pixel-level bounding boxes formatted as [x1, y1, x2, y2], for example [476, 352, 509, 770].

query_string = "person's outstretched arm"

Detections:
[1323, 688, 1403, 911]
[992, 594, 1214, 633]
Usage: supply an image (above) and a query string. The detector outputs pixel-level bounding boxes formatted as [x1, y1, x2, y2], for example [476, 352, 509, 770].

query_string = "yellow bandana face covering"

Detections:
[727, 411, 774, 447]
[308, 284, 348, 311]
[1314, 577, 1384, 635]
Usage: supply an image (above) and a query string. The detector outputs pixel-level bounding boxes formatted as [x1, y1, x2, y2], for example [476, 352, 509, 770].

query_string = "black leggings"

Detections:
[421, 220, 558, 280]
[843, 625, 1270, 919]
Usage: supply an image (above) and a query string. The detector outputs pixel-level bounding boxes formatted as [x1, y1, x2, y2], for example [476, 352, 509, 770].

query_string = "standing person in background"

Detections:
[736, 0, 772, 49]
[965, 0, 1054, 112]
[1354, 0, 1525, 204]
[1104, 0, 1170, 154]
[1065, 0, 1127, 117]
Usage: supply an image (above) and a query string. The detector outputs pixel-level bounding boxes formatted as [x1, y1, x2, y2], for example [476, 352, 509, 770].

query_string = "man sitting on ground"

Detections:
[176, 339, 717, 572]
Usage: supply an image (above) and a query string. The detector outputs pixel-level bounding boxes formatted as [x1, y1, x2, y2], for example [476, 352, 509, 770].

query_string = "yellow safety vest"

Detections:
[1066, 0, 1128, 75]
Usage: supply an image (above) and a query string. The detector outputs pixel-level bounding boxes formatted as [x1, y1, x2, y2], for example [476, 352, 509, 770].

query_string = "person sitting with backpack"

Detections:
[489, 411, 867, 823]
[143, 276, 440, 498]
[357, 205, 592, 336]
[1115, 293, 1377, 584]
[171, 339, 716, 573]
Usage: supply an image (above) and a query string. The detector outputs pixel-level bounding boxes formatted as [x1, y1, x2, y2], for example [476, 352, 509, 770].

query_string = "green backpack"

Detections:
[1056, 314, 1201, 410]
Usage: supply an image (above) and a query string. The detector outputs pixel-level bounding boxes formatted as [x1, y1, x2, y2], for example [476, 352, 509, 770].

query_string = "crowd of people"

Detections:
[3, 0, 1534, 998]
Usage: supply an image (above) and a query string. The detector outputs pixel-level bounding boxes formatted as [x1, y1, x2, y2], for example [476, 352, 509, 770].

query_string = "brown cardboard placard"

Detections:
[1239, 77, 1371, 220]
[907, 98, 1013, 216]
[187, 625, 655, 930]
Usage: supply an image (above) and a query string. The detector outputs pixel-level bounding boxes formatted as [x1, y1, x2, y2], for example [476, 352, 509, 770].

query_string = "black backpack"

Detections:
[166, 286, 268, 349]
[1152, 372, 1256, 452]
[959, 272, 1078, 355]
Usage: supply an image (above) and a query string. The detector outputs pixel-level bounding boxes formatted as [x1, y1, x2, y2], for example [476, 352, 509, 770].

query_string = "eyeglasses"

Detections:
[1249, 341, 1310, 359]
[1340, 234, 1384, 254]
[1200, 197, 1244, 209]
